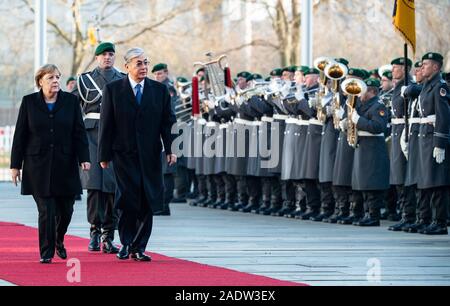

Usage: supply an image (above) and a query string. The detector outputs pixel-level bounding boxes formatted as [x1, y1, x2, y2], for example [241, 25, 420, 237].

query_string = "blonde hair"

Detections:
[35, 64, 61, 89]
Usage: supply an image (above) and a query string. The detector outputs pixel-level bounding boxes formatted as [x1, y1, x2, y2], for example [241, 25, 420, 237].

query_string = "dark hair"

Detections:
[35, 64, 61, 89]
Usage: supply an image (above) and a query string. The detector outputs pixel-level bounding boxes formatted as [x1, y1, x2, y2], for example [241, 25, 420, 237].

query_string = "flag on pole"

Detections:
[393, 0, 416, 53]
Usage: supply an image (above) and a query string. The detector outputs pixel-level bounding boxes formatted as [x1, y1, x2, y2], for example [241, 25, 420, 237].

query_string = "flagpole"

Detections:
[403, 43, 409, 142]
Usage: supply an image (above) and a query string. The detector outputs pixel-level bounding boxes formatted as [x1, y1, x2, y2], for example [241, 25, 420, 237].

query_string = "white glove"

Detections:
[295, 90, 305, 101]
[336, 107, 345, 120]
[433, 147, 445, 164]
[339, 118, 348, 131]
[326, 105, 333, 117]
[400, 86, 408, 98]
[400, 128, 408, 160]
[351, 111, 360, 124]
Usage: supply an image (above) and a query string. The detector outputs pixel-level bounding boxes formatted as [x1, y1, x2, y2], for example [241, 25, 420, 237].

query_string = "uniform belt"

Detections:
[285, 118, 309, 126]
[261, 116, 274, 123]
[420, 115, 436, 125]
[309, 119, 324, 126]
[391, 118, 405, 125]
[84, 113, 100, 120]
[197, 118, 207, 125]
[357, 131, 384, 137]
[273, 114, 289, 121]
[234, 118, 254, 125]
[219, 123, 229, 129]
[408, 118, 421, 124]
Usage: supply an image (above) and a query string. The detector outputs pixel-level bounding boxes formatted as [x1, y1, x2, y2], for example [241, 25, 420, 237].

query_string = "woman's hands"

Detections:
[11, 169, 21, 186]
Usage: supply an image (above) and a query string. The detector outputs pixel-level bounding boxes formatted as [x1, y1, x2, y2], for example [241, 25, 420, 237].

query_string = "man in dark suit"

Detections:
[98, 48, 177, 261]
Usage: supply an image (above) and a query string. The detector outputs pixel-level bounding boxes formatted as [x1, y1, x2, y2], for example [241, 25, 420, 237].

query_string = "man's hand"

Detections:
[433, 147, 445, 164]
[339, 118, 348, 132]
[81, 162, 91, 171]
[100, 162, 109, 169]
[167, 154, 177, 167]
[336, 107, 345, 120]
[351, 111, 360, 124]
[11, 169, 21, 187]
[401, 86, 408, 98]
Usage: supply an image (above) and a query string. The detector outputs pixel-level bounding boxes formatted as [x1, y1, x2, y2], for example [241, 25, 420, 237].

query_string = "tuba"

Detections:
[314, 57, 333, 123]
[341, 78, 367, 148]
[325, 61, 348, 129]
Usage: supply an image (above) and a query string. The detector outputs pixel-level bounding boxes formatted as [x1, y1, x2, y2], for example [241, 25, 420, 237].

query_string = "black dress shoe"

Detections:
[388, 220, 413, 231]
[300, 210, 319, 220]
[40, 258, 52, 264]
[323, 213, 348, 224]
[117, 246, 130, 260]
[421, 222, 448, 235]
[263, 205, 281, 216]
[310, 212, 332, 222]
[240, 203, 260, 213]
[88, 233, 101, 252]
[172, 197, 187, 203]
[56, 245, 67, 260]
[339, 215, 363, 225]
[102, 240, 120, 254]
[355, 217, 380, 227]
[219, 202, 232, 210]
[229, 202, 245, 212]
[154, 209, 171, 216]
[131, 252, 152, 262]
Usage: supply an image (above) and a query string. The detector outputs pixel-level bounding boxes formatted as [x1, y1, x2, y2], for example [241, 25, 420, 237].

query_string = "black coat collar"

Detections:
[121, 76, 155, 111]
[36, 90, 65, 114]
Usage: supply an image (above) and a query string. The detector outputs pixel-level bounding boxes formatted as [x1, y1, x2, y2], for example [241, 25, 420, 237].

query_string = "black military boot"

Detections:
[298, 208, 319, 220]
[199, 196, 216, 208]
[240, 197, 260, 213]
[210, 198, 225, 209]
[338, 214, 363, 225]
[88, 229, 101, 252]
[354, 214, 380, 227]
[310, 210, 333, 222]
[229, 194, 247, 212]
[190, 195, 207, 207]
[421, 222, 448, 235]
[271, 201, 293, 217]
[388, 219, 414, 231]
[254, 200, 270, 214]
[405, 219, 430, 233]
[289, 197, 307, 219]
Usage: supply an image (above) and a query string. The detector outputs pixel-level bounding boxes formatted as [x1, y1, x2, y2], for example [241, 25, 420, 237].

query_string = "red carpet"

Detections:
[0, 222, 306, 286]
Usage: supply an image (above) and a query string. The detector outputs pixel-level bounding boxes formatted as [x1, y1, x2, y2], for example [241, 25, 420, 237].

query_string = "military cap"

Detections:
[360, 69, 371, 80]
[252, 73, 263, 80]
[335, 58, 349, 66]
[152, 63, 168, 73]
[348, 68, 366, 79]
[95, 42, 115, 56]
[233, 77, 238, 83]
[265, 76, 271, 82]
[270, 68, 283, 77]
[369, 69, 379, 77]
[237, 71, 252, 80]
[66, 76, 76, 85]
[176, 77, 189, 83]
[196, 67, 205, 75]
[382, 71, 393, 80]
[414, 61, 423, 68]
[422, 52, 444, 65]
[364, 78, 381, 88]
[288, 65, 298, 73]
[391, 57, 413, 67]
[304, 67, 320, 76]
[296, 65, 310, 74]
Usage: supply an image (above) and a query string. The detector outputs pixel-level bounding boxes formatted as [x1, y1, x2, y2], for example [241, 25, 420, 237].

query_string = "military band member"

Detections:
[414, 52, 449, 235]
[351, 78, 390, 226]
[74, 42, 124, 253]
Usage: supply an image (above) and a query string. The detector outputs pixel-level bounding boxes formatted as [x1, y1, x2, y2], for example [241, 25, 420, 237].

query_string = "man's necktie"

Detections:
[135, 84, 142, 105]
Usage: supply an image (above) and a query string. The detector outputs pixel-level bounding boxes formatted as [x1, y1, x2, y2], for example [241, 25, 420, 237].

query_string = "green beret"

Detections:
[360, 69, 371, 80]
[237, 71, 252, 79]
[304, 68, 320, 76]
[422, 52, 444, 65]
[95, 42, 115, 56]
[252, 73, 263, 80]
[382, 71, 393, 80]
[288, 65, 297, 73]
[66, 76, 76, 85]
[391, 57, 413, 67]
[265, 76, 271, 82]
[335, 58, 349, 66]
[196, 67, 205, 75]
[152, 63, 168, 73]
[270, 68, 282, 77]
[369, 69, 379, 77]
[177, 77, 189, 83]
[414, 61, 423, 68]
[233, 77, 238, 83]
[364, 78, 381, 88]
[296, 65, 310, 74]
[348, 68, 366, 79]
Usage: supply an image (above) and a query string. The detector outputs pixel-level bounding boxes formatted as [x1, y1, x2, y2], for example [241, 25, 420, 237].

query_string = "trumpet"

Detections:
[314, 57, 333, 123]
[325, 61, 348, 129]
[341, 78, 367, 148]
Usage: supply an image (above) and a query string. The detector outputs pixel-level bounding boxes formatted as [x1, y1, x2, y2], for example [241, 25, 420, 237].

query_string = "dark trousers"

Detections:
[213, 174, 226, 201]
[187, 169, 198, 195]
[223, 174, 237, 203]
[332, 185, 352, 216]
[197, 174, 208, 198]
[398, 185, 417, 222]
[236, 176, 248, 203]
[87, 190, 116, 241]
[351, 190, 364, 217]
[33, 195, 75, 259]
[246, 176, 261, 203]
[319, 182, 335, 214]
[386, 185, 398, 214]
[117, 183, 153, 253]
[293, 180, 307, 211]
[417, 186, 449, 224]
[271, 177, 283, 206]
[361, 190, 384, 219]
[304, 179, 321, 212]
[174, 165, 189, 198]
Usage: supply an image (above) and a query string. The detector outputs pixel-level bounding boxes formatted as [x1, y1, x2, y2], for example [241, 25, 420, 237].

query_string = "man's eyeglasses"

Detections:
[129, 59, 150, 68]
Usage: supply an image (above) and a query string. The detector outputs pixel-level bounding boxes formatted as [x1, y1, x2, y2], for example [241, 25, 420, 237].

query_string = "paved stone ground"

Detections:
[1, 183, 449, 286]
